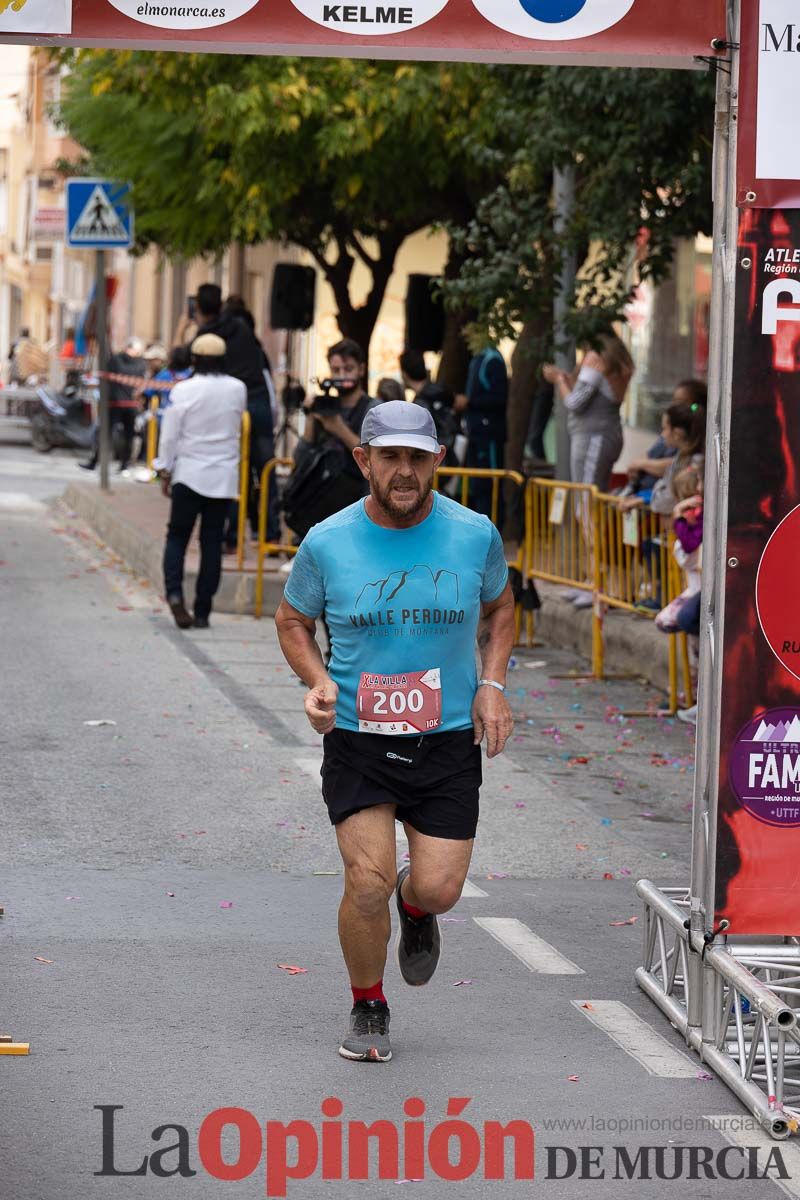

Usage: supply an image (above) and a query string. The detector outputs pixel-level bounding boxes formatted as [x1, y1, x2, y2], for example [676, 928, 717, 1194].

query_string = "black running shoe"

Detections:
[339, 1000, 392, 1062]
[192, 616, 210, 629]
[395, 865, 441, 987]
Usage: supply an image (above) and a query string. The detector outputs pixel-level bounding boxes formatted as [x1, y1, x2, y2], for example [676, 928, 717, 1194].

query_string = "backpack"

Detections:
[281, 442, 366, 539]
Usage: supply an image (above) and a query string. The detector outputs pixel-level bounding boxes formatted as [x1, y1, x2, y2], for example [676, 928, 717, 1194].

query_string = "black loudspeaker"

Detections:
[405, 273, 445, 353]
[270, 264, 316, 330]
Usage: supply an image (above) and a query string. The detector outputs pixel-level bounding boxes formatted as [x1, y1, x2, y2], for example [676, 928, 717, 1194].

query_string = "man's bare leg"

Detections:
[335, 804, 398, 987]
[401, 825, 474, 914]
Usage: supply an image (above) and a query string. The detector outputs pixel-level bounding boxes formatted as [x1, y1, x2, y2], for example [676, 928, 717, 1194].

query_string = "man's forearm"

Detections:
[477, 600, 516, 684]
[276, 620, 330, 689]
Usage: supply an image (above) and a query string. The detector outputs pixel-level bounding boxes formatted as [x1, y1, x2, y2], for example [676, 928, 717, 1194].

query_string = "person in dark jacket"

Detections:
[463, 346, 508, 520]
[79, 336, 147, 472]
[399, 349, 458, 465]
[177, 283, 279, 545]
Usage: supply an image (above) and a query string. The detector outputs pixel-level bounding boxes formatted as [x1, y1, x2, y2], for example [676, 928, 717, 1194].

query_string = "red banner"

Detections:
[738, 0, 800, 208]
[716, 208, 800, 934]
[1, 0, 726, 67]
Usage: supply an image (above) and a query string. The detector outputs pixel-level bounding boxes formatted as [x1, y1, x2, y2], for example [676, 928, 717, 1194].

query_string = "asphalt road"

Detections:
[1, 438, 796, 1200]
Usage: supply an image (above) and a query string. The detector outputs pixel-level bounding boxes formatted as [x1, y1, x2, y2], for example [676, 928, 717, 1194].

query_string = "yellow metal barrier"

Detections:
[236, 410, 251, 572]
[595, 493, 695, 714]
[255, 457, 297, 619]
[525, 478, 603, 675]
[145, 395, 160, 473]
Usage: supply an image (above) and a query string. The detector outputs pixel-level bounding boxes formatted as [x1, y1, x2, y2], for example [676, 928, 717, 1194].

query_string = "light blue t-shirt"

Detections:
[284, 493, 509, 735]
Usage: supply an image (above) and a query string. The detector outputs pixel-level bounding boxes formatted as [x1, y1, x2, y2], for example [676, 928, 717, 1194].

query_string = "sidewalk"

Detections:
[61, 476, 679, 695]
[62, 475, 288, 617]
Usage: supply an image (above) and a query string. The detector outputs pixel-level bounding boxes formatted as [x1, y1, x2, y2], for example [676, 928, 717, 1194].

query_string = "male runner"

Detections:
[275, 400, 515, 1062]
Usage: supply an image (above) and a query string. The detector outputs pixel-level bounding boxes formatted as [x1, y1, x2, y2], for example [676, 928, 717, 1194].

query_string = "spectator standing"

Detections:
[144, 345, 192, 414]
[544, 334, 634, 492]
[154, 334, 246, 630]
[79, 336, 146, 473]
[176, 284, 278, 543]
[462, 345, 508, 520]
[399, 349, 459, 464]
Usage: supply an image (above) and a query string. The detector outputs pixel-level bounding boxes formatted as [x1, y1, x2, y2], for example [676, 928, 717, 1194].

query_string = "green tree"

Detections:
[57, 51, 502, 363]
[442, 65, 715, 470]
[445, 64, 715, 346]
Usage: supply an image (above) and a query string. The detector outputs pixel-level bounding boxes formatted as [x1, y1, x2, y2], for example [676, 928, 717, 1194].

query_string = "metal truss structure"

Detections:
[636, 882, 799, 1139]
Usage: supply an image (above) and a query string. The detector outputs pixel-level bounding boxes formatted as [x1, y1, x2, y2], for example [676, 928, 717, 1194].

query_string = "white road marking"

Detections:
[474, 917, 584, 974]
[706, 1115, 800, 1198]
[573, 1000, 698, 1076]
[460, 880, 489, 899]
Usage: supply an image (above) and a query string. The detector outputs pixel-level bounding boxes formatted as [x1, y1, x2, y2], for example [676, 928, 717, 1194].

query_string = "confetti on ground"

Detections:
[166, 892, 175, 897]
[603, 873, 615, 880]
[609, 917, 639, 927]
[442, 918, 466, 923]
[567, 1075, 580, 1082]
[697, 1071, 713, 1081]
[84, 719, 117, 727]
[34, 957, 54, 965]
[219, 901, 233, 909]
[312, 871, 340, 876]
[487, 872, 509, 879]
[600, 818, 613, 826]
[453, 980, 474, 987]
[277, 964, 308, 975]
[515, 802, 526, 809]
[64, 896, 80, 901]
[581, 1003, 593, 1010]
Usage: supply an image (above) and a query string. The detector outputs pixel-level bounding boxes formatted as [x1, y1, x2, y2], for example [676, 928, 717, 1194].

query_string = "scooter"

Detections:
[29, 382, 96, 453]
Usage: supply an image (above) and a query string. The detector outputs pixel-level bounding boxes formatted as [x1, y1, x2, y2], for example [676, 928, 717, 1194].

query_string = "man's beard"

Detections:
[371, 472, 433, 520]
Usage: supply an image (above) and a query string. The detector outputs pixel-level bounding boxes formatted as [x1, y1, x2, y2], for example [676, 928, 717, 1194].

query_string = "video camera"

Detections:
[309, 377, 357, 416]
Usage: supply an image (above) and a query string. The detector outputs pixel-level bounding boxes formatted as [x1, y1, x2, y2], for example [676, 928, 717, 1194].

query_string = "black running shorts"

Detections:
[321, 728, 482, 841]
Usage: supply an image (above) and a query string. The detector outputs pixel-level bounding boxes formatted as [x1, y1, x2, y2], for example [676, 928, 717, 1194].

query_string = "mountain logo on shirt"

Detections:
[349, 564, 464, 629]
[355, 564, 459, 611]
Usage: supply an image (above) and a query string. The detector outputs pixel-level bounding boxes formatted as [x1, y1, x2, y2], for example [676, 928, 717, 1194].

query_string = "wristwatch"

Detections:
[478, 679, 506, 694]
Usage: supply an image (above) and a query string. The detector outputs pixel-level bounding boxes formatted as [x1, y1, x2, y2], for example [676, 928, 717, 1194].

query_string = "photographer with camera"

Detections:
[282, 339, 377, 540]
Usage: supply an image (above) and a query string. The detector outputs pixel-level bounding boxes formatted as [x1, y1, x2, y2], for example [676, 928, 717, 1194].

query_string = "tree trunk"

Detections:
[436, 240, 475, 395]
[308, 230, 408, 377]
[506, 317, 547, 473]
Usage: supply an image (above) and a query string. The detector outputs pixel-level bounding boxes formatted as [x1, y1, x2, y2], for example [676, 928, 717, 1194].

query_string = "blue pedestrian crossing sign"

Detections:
[66, 179, 134, 249]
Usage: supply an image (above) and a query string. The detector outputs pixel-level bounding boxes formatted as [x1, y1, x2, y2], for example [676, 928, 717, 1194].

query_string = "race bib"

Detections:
[357, 668, 442, 736]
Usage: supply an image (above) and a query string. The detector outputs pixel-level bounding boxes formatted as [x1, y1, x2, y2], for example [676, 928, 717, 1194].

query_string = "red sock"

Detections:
[352, 979, 386, 1005]
[400, 888, 428, 920]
